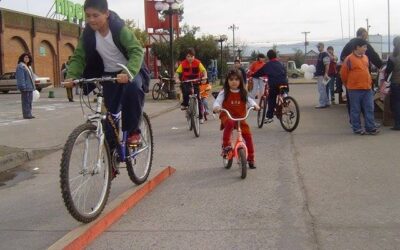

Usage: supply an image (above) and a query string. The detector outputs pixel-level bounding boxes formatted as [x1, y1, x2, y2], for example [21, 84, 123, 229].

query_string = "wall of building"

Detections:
[0, 9, 80, 87]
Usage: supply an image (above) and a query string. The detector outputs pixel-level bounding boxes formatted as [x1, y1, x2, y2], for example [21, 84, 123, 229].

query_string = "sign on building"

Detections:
[55, 0, 85, 23]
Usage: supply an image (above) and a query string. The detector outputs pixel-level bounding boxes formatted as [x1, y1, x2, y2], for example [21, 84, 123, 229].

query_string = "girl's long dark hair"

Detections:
[223, 69, 247, 103]
[17, 53, 32, 66]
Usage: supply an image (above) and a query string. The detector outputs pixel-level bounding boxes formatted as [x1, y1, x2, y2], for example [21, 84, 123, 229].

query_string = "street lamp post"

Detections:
[155, 0, 184, 99]
[215, 35, 228, 85]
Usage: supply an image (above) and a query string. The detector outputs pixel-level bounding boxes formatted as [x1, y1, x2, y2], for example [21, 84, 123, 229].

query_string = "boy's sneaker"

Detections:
[366, 128, 380, 135]
[353, 129, 365, 135]
[248, 161, 256, 169]
[200, 118, 204, 124]
[221, 146, 233, 158]
[264, 118, 273, 124]
[180, 105, 188, 110]
[128, 132, 141, 145]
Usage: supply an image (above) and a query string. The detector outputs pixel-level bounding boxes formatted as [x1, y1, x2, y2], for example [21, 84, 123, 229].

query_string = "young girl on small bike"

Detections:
[200, 81, 212, 122]
[213, 70, 260, 169]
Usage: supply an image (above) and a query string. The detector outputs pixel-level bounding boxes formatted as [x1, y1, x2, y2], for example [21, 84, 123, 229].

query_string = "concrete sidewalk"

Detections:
[0, 87, 179, 173]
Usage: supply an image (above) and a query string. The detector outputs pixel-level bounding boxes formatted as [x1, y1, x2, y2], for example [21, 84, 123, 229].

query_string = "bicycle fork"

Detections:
[233, 121, 248, 161]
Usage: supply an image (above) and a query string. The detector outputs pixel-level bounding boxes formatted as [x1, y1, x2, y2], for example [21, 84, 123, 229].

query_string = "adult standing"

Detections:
[248, 53, 266, 99]
[385, 36, 400, 130]
[340, 27, 383, 70]
[314, 42, 330, 108]
[16, 53, 36, 119]
[61, 56, 74, 102]
[326, 46, 338, 104]
[234, 59, 247, 86]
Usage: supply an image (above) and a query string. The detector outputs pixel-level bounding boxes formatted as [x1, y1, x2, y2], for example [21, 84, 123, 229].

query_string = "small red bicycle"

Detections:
[219, 107, 255, 179]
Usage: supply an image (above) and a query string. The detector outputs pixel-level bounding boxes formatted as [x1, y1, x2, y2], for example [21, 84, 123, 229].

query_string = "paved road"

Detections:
[1, 84, 400, 249]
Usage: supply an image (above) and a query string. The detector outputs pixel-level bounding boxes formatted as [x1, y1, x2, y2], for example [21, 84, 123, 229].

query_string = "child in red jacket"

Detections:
[213, 69, 259, 168]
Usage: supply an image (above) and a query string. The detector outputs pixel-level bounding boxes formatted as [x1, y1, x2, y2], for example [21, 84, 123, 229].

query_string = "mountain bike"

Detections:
[257, 77, 300, 132]
[152, 75, 172, 100]
[219, 107, 255, 179]
[60, 65, 153, 223]
[182, 78, 206, 137]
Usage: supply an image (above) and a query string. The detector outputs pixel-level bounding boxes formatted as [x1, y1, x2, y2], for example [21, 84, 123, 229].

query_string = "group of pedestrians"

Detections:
[314, 27, 400, 134]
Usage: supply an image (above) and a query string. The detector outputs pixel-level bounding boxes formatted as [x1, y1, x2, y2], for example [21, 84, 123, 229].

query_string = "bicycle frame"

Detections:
[260, 78, 288, 116]
[220, 107, 254, 161]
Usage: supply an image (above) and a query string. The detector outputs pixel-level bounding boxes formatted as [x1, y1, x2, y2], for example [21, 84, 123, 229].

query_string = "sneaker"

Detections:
[374, 122, 381, 128]
[331, 99, 336, 104]
[264, 118, 273, 124]
[127, 132, 141, 145]
[200, 118, 204, 124]
[221, 146, 233, 158]
[248, 161, 256, 169]
[315, 105, 328, 109]
[353, 129, 365, 135]
[180, 105, 188, 110]
[365, 128, 380, 135]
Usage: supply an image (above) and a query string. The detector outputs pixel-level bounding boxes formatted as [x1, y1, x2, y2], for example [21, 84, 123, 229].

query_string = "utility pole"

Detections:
[366, 18, 371, 34]
[228, 24, 239, 58]
[388, 0, 391, 54]
[301, 31, 310, 62]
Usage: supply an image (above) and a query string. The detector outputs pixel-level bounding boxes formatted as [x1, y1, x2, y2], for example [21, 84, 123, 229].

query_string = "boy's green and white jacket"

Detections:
[66, 10, 143, 80]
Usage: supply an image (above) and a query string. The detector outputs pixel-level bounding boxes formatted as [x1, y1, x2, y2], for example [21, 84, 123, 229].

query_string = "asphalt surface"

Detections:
[1, 84, 400, 249]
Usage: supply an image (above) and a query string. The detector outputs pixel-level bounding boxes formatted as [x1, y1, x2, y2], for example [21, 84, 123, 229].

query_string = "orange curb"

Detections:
[51, 166, 175, 250]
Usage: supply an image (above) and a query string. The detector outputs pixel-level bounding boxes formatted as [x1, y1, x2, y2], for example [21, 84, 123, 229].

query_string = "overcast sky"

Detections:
[1, 0, 399, 45]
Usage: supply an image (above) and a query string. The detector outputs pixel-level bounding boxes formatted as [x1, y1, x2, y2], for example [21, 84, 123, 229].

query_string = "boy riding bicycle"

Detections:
[252, 49, 288, 123]
[199, 81, 212, 123]
[64, 0, 145, 145]
[213, 70, 260, 169]
[174, 48, 208, 115]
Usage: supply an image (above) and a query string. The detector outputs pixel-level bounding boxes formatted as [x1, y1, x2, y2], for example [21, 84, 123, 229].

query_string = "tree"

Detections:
[293, 48, 304, 67]
[124, 19, 148, 47]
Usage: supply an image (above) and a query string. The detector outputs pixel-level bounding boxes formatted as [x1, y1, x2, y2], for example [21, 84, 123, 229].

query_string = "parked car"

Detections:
[285, 60, 304, 78]
[0, 72, 52, 93]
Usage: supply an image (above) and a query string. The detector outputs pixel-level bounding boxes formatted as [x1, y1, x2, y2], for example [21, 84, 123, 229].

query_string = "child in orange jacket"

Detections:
[199, 81, 212, 121]
[213, 69, 260, 168]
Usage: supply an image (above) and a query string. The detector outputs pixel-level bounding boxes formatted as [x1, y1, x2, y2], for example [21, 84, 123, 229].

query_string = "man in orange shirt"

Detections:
[341, 38, 379, 135]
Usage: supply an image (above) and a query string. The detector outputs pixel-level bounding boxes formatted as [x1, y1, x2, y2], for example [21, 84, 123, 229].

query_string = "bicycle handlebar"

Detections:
[219, 107, 255, 121]
[180, 78, 208, 84]
[61, 76, 118, 86]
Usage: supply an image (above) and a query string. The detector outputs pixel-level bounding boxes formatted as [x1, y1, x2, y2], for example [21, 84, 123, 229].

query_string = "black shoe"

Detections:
[365, 128, 380, 135]
[391, 127, 400, 131]
[24, 116, 35, 119]
[248, 161, 256, 169]
[68, 99, 74, 102]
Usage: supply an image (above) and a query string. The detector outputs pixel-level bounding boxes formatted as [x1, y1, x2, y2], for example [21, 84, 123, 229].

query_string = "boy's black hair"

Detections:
[84, 0, 108, 12]
[17, 53, 32, 66]
[352, 38, 368, 50]
[223, 69, 247, 103]
[327, 46, 334, 50]
[234, 59, 241, 63]
[186, 48, 195, 56]
[267, 49, 277, 60]
[257, 53, 266, 60]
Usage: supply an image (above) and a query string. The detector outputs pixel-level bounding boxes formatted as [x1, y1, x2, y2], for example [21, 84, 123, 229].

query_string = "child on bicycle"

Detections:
[199, 81, 212, 123]
[213, 69, 260, 169]
[252, 49, 288, 123]
[64, 0, 145, 145]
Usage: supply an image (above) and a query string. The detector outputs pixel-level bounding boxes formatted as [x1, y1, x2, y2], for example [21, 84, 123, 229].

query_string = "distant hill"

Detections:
[243, 35, 397, 59]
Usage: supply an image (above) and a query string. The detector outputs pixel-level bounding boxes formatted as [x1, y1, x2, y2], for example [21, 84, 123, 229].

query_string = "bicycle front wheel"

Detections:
[280, 96, 300, 132]
[191, 98, 200, 137]
[257, 97, 267, 128]
[126, 112, 154, 185]
[152, 82, 161, 100]
[60, 123, 112, 223]
[238, 148, 247, 179]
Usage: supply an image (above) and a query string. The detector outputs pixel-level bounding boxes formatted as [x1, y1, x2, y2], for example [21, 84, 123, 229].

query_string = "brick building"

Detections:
[0, 8, 80, 87]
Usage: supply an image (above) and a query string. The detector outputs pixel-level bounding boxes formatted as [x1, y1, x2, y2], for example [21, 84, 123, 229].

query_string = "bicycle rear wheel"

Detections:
[279, 96, 300, 132]
[60, 123, 112, 223]
[257, 97, 267, 128]
[191, 98, 200, 137]
[152, 82, 161, 100]
[238, 148, 247, 179]
[126, 112, 154, 185]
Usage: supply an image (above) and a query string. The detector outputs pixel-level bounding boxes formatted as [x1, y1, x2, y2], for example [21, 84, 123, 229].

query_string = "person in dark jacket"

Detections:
[234, 59, 247, 85]
[16, 53, 36, 119]
[253, 49, 288, 123]
[340, 27, 383, 70]
[64, 0, 144, 145]
[385, 36, 400, 130]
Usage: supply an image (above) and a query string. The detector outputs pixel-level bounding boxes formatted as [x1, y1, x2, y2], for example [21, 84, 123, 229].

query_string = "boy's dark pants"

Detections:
[103, 73, 145, 135]
[180, 83, 203, 119]
[390, 84, 400, 128]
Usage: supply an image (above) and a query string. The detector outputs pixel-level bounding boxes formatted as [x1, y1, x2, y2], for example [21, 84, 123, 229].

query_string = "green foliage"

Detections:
[293, 48, 304, 67]
[151, 24, 219, 73]
[124, 19, 148, 47]
[249, 50, 260, 61]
